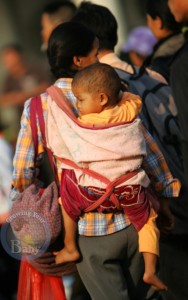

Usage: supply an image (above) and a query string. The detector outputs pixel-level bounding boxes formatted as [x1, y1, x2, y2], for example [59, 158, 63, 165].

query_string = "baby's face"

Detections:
[73, 85, 102, 117]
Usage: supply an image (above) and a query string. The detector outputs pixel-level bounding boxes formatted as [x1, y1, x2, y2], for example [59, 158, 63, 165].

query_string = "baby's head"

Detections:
[72, 63, 122, 116]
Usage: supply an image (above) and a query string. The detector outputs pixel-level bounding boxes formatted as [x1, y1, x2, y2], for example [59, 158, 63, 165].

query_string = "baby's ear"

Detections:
[99, 93, 108, 106]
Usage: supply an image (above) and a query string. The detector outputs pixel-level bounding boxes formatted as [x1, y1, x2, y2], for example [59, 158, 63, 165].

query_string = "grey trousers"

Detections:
[76, 224, 157, 300]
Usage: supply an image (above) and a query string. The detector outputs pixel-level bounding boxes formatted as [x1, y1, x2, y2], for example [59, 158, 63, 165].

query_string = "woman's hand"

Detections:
[157, 198, 174, 236]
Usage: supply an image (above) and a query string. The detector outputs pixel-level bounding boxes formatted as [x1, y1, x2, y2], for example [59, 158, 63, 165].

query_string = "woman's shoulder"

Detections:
[23, 78, 74, 118]
[21, 90, 48, 122]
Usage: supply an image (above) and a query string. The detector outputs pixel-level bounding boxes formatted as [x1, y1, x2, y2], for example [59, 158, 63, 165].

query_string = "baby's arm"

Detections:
[119, 92, 142, 121]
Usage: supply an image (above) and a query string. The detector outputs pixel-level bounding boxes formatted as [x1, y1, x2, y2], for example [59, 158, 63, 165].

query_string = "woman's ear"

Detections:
[73, 56, 82, 69]
[99, 93, 108, 106]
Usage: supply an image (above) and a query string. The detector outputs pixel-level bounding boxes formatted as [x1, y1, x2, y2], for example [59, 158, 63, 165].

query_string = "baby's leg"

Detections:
[139, 208, 167, 290]
[54, 204, 80, 264]
[143, 252, 167, 291]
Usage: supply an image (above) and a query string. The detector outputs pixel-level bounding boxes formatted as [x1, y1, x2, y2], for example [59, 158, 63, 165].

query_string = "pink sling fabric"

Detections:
[46, 86, 150, 230]
[46, 86, 150, 189]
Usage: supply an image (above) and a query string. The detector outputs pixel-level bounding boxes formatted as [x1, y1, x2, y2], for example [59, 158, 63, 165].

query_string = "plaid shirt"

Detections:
[11, 78, 181, 236]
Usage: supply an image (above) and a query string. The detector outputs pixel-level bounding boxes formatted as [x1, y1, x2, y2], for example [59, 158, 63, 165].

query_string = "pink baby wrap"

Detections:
[46, 86, 150, 189]
[45, 86, 151, 230]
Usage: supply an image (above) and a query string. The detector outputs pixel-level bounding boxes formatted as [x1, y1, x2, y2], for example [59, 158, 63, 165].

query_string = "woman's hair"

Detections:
[146, 0, 182, 32]
[72, 63, 122, 105]
[47, 21, 96, 79]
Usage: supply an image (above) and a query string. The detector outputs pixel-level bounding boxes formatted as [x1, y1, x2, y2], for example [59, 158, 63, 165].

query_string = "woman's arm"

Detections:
[141, 125, 181, 198]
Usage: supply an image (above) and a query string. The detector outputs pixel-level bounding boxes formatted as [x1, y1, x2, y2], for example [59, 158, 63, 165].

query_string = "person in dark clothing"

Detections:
[168, 0, 188, 192]
[145, 0, 184, 82]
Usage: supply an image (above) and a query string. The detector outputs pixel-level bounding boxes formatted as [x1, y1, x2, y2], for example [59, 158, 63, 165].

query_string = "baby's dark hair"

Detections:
[72, 63, 122, 105]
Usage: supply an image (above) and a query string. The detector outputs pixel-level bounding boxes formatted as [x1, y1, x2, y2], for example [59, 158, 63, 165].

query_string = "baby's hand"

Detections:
[123, 92, 141, 103]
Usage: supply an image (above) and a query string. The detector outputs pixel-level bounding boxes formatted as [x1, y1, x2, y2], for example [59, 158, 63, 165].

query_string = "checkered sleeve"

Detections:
[11, 98, 46, 194]
[142, 126, 181, 198]
[10, 79, 74, 199]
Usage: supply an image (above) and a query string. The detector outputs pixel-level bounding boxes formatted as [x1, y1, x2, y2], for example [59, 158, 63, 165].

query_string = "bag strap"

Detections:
[30, 96, 59, 184]
[30, 96, 38, 159]
[47, 85, 76, 119]
[57, 156, 138, 212]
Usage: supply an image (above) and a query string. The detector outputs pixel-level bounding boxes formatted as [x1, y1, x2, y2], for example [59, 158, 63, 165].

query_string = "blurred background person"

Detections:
[120, 26, 157, 67]
[40, 1, 77, 84]
[0, 122, 20, 300]
[0, 123, 13, 224]
[144, 0, 185, 82]
[72, 1, 133, 74]
[168, 0, 188, 196]
[72, 2, 165, 81]
[41, 1, 77, 52]
[0, 44, 49, 147]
